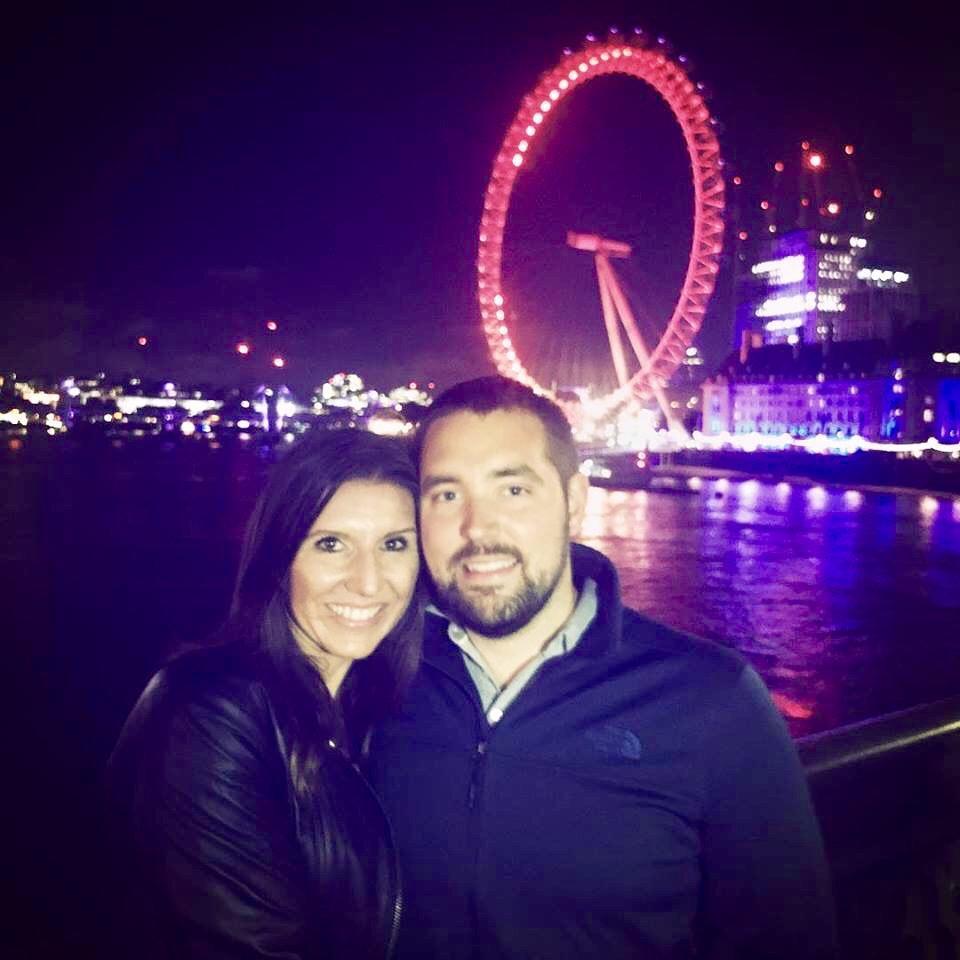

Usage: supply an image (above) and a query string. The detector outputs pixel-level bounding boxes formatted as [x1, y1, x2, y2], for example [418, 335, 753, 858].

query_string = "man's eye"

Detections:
[313, 536, 342, 552]
[431, 490, 458, 503]
[507, 485, 528, 496]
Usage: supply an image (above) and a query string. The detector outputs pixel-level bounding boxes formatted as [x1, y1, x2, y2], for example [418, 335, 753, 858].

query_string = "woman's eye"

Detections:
[383, 535, 410, 552]
[313, 536, 342, 552]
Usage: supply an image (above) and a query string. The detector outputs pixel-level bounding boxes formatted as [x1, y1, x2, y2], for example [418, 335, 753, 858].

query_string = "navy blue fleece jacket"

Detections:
[368, 543, 836, 959]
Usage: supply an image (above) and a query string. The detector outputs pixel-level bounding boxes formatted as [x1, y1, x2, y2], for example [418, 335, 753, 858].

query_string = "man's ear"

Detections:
[566, 471, 589, 537]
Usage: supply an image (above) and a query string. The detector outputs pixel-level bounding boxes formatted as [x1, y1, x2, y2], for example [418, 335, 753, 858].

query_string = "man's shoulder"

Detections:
[617, 606, 748, 684]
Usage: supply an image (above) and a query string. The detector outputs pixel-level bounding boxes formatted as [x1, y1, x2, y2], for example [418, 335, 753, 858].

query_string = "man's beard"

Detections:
[431, 544, 566, 639]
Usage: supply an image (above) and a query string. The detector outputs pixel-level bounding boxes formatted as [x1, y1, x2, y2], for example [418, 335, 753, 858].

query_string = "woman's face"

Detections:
[289, 479, 418, 693]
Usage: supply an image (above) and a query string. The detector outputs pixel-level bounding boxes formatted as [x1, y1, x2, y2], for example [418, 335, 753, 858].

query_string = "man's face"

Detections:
[419, 408, 587, 639]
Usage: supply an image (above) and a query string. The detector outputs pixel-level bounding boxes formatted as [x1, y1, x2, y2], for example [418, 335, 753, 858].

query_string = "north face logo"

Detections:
[585, 724, 643, 760]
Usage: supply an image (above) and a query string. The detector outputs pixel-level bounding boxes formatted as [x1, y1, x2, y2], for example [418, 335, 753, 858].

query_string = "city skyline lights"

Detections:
[1, 7, 956, 394]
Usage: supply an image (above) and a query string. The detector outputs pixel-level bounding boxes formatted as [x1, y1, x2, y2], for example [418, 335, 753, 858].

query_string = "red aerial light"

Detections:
[272, 356, 285, 368]
[801, 140, 810, 151]
[427, 382, 436, 390]
[266, 320, 278, 332]
[844, 144, 855, 156]
[826, 201, 840, 215]
[800, 197, 811, 207]
[738, 230, 748, 241]
[760, 200, 769, 211]
[732, 175, 742, 186]
[409, 382, 417, 389]
[137, 336, 148, 347]
[236, 342, 250, 355]
[873, 187, 883, 199]
[774, 161, 784, 173]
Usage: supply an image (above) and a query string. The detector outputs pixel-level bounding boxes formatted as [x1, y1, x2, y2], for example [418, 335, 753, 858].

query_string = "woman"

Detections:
[106, 428, 422, 959]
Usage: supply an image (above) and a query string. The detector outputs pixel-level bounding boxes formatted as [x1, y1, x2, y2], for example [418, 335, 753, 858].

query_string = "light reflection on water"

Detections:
[580, 479, 960, 736]
[5, 446, 960, 742]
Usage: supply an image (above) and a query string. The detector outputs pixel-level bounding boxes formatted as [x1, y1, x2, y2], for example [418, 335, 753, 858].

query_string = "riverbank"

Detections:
[585, 446, 960, 496]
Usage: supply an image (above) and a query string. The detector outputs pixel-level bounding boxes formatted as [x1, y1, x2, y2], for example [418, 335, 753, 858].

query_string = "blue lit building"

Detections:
[702, 343, 960, 443]
[734, 229, 916, 349]
[701, 226, 960, 443]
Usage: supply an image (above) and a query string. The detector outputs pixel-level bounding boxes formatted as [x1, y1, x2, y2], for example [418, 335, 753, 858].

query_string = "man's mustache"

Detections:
[450, 543, 524, 567]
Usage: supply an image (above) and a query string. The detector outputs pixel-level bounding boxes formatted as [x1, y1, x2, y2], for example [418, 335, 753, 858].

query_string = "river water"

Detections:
[4, 437, 960, 954]
[4, 438, 960, 746]
[581, 479, 960, 737]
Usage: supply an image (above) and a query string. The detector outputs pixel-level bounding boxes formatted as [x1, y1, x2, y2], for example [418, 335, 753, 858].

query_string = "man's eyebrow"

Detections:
[420, 465, 544, 492]
[420, 473, 459, 494]
[491, 464, 544, 484]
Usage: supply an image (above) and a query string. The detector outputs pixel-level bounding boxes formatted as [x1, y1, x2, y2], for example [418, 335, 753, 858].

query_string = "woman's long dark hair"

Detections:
[224, 427, 422, 794]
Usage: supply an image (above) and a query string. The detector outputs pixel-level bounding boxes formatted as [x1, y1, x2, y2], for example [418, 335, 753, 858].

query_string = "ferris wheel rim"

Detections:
[476, 37, 725, 414]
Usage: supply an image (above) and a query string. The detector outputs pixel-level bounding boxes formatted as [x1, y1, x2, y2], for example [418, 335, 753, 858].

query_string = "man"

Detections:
[368, 376, 836, 959]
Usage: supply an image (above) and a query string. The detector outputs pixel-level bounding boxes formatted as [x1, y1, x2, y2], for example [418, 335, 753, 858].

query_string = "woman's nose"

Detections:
[346, 549, 381, 596]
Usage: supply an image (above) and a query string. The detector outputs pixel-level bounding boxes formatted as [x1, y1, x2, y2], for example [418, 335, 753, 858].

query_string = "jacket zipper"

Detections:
[352, 756, 404, 959]
[468, 739, 488, 809]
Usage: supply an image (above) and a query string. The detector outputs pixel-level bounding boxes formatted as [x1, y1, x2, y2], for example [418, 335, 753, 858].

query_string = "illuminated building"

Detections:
[735, 230, 916, 349]
[709, 222, 948, 444]
[702, 343, 960, 442]
[313, 373, 368, 413]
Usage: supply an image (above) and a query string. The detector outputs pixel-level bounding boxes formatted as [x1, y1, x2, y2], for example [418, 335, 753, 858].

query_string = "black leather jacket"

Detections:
[106, 647, 401, 959]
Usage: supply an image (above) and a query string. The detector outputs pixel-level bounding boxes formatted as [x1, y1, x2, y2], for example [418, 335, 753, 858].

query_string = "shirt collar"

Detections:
[429, 577, 599, 666]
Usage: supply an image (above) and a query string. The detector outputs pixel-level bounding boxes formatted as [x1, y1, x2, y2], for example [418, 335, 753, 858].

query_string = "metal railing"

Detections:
[798, 697, 960, 957]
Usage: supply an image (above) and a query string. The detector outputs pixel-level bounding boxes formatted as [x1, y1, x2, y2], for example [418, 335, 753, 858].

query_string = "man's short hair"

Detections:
[415, 376, 579, 486]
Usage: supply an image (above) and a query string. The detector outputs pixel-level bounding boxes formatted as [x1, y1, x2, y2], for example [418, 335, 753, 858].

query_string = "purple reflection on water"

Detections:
[579, 480, 960, 736]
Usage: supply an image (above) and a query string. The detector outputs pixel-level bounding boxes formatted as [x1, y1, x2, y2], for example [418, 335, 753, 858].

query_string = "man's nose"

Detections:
[461, 496, 498, 541]
[346, 549, 381, 597]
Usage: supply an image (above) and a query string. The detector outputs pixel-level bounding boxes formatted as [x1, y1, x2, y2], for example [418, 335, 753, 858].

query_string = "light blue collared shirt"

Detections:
[429, 578, 598, 725]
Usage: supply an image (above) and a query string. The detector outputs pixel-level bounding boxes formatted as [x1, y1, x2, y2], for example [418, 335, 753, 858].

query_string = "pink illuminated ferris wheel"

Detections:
[477, 31, 725, 417]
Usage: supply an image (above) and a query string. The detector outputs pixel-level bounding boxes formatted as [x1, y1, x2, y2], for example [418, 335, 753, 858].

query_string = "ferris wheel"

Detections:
[477, 30, 725, 421]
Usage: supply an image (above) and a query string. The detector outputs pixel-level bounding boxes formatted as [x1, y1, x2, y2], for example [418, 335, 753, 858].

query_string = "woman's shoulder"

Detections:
[151, 644, 267, 706]
[115, 646, 276, 761]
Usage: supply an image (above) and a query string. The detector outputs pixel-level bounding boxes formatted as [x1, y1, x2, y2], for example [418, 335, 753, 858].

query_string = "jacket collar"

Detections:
[422, 542, 624, 668]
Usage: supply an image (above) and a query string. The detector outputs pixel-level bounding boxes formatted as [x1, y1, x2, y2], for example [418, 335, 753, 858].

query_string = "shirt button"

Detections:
[489, 707, 504, 724]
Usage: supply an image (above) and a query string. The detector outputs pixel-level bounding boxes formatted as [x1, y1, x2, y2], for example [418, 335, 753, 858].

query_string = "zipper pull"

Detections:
[468, 740, 487, 808]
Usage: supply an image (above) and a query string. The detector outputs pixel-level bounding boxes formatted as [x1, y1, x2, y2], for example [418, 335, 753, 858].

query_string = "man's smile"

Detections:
[461, 556, 518, 576]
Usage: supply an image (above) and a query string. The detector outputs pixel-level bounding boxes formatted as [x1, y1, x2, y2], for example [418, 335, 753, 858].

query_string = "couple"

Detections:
[108, 376, 837, 958]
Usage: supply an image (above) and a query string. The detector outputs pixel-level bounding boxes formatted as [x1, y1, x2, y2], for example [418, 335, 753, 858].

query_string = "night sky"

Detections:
[2, 2, 957, 392]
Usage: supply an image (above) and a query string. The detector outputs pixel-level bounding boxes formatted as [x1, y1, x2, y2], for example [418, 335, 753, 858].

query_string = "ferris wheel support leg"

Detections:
[595, 254, 630, 387]
[598, 256, 685, 435]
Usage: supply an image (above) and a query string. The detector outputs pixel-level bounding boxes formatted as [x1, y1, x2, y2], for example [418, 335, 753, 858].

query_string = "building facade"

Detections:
[734, 229, 916, 350]
[699, 225, 960, 444]
[702, 343, 960, 443]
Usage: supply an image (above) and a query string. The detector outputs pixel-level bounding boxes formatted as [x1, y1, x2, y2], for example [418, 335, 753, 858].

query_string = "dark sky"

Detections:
[2, 1, 957, 392]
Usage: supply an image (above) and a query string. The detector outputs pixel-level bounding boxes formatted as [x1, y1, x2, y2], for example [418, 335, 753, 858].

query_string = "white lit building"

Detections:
[734, 229, 915, 349]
